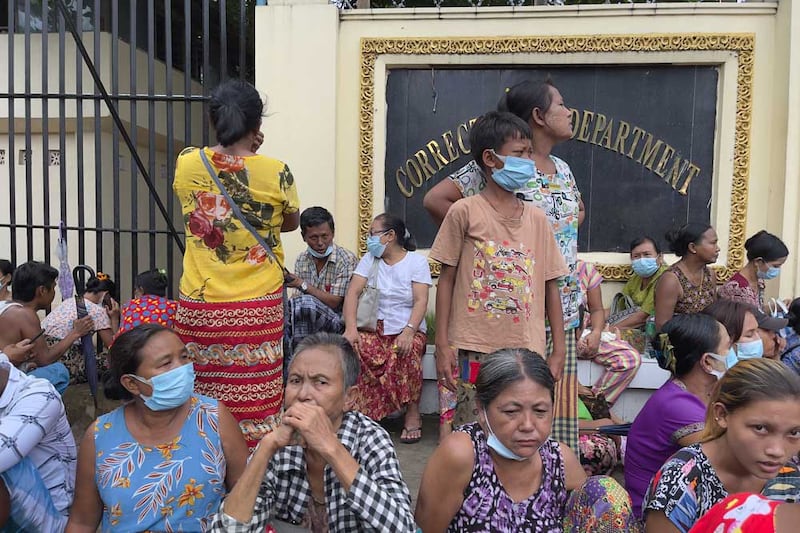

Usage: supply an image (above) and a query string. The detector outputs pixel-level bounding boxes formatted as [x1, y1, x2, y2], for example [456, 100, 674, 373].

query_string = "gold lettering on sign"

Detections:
[599, 120, 614, 150]
[679, 164, 701, 195]
[396, 167, 413, 198]
[457, 122, 471, 153]
[570, 108, 581, 138]
[414, 150, 437, 180]
[626, 127, 646, 159]
[654, 144, 676, 178]
[590, 113, 608, 145]
[442, 131, 458, 161]
[427, 140, 449, 170]
[637, 134, 664, 170]
[613, 121, 631, 155]
[577, 111, 595, 142]
[406, 158, 424, 188]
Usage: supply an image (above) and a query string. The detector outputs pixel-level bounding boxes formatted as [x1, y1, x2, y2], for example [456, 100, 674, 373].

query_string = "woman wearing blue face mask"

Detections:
[609, 236, 669, 330]
[702, 299, 764, 365]
[416, 348, 639, 532]
[66, 324, 249, 533]
[342, 213, 432, 443]
[625, 313, 732, 520]
[719, 230, 789, 311]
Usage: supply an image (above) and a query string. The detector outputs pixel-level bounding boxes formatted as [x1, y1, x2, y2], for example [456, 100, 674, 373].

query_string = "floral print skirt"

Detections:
[350, 320, 425, 421]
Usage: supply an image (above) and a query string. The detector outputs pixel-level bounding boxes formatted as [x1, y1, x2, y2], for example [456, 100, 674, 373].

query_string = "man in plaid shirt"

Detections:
[284, 207, 357, 357]
[210, 332, 416, 532]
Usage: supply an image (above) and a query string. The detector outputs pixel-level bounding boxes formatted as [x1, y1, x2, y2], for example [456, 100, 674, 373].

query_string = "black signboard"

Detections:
[384, 66, 718, 251]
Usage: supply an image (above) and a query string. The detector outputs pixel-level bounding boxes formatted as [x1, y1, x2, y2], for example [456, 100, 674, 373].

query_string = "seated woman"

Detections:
[342, 213, 432, 443]
[643, 358, 800, 533]
[624, 313, 732, 519]
[610, 236, 669, 330]
[65, 324, 248, 532]
[42, 273, 119, 384]
[701, 299, 764, 363]
[654, 224, 719, 331]
[116, 269, 177, 337]
[576, 259, 642, 405]
[781, 298, 800, 374]
[415, 348, 639, 532]
[718, 230, 788, 311]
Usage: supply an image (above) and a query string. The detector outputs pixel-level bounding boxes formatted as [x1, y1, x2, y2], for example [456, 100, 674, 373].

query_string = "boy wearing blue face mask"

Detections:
[430, 111, 569, 432]
[284, 207, 358, 354]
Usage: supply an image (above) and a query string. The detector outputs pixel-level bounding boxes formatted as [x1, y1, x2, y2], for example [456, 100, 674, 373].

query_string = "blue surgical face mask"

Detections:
[736, 338, 764, 360]
[307, 245, 333, 259]
[366, 235, 386, 258]
[707, 348, 737, 380]
[488, 150, 535, 192]
[484, 412, 527, 461]
[130, 363, 195, 411]
[757, 261, 781, 280]
[631, 257, 659, 278]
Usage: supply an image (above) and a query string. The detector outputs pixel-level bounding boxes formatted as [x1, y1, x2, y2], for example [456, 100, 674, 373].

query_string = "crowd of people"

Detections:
[2, 76, 800, 532]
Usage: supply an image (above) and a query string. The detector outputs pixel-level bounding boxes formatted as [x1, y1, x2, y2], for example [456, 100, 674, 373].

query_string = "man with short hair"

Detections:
[0, 342, 77, 531]
[284, 207, 358, 353]
[0, 261, 92, 393]
[210, 332, 415, 532]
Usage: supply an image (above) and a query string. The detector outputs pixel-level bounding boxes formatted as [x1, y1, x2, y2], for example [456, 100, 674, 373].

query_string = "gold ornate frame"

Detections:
[358, 34, 754, 281]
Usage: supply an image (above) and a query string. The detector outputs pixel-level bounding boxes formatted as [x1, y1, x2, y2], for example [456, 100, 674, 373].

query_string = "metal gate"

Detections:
[0, 0, 255, 299]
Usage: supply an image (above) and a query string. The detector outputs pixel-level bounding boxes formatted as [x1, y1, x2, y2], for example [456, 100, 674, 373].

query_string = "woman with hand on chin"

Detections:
[643, 358, 800, 533]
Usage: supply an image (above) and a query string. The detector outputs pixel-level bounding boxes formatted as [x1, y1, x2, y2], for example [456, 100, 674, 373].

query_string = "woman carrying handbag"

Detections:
[172, 79, 300, 450]
[342, 214, 431, 443]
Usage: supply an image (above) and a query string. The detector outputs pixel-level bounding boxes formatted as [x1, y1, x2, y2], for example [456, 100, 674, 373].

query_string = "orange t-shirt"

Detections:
[430, 195, 568, 355]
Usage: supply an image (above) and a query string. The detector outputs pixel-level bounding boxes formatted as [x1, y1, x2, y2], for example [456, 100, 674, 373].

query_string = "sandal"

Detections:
[400, 426, 422, 444]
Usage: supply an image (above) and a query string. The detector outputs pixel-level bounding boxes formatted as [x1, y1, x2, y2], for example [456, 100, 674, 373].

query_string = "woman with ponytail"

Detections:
[172, 79, 300, 450]
[643, 358, 800, 533]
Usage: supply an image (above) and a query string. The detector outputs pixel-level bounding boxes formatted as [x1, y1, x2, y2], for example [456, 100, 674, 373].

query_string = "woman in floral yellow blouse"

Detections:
[66, 324, 248, 533]
[172, 79, 300, 449]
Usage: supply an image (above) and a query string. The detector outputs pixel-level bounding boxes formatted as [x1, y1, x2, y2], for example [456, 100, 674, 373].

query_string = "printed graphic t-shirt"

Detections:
[430, 194, 568, 355]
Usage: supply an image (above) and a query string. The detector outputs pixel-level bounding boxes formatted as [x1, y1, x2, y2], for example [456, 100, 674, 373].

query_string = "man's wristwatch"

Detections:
[300, 281, 309, 293]
[404, 323, 416, 332]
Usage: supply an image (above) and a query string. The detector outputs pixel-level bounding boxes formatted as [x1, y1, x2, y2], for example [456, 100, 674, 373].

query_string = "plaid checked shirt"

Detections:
[292, 243, 358, 307]
[209, 411, 416, 532]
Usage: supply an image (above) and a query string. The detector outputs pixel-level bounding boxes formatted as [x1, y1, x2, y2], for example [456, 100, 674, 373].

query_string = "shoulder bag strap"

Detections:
[198, 148, 282, 269]
[366, 256, 380, 287]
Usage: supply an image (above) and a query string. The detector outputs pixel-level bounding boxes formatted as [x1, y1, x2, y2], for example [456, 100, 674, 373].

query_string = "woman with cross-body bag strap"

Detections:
[172, 79, 300, 451]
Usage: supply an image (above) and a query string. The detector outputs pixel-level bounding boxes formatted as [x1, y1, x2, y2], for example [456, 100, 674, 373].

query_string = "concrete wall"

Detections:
[256, 1, 800, 304]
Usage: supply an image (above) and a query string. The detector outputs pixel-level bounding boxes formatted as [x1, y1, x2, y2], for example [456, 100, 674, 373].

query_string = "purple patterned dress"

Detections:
[447, 422, 567, 532]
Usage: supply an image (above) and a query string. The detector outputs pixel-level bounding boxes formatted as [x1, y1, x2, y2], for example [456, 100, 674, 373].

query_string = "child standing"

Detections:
[430, 111, 569, 437]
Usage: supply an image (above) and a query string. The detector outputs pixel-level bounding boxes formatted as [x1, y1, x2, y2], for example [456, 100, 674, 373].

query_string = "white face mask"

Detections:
[706, 349, 736, 380]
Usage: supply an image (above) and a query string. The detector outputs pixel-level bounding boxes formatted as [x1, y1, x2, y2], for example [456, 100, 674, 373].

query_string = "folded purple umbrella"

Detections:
[56, 222, 74, 300]
[73, 265, 98, 408]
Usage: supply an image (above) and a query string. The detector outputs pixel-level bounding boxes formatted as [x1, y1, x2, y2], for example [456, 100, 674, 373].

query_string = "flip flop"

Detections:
[400, 426, 422, 444]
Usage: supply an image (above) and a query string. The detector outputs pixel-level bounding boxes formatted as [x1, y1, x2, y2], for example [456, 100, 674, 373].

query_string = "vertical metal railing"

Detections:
[0, 0, 253, 301]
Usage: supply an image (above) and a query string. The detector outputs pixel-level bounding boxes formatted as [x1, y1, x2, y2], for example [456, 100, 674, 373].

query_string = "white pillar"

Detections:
[255, 0, 340, 266]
